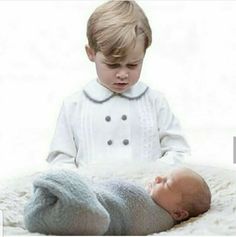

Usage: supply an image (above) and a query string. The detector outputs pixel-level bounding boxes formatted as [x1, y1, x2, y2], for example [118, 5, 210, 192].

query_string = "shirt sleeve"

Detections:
[157, 95, 191, 165]
[46, 102, 78, 169]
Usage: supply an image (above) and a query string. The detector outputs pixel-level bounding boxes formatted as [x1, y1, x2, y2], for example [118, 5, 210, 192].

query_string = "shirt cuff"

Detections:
[160, 151, 188, 166]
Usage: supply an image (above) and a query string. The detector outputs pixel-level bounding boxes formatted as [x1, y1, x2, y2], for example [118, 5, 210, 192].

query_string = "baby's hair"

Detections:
[87, 0, 152, 63]
[180, 171, 211, 221]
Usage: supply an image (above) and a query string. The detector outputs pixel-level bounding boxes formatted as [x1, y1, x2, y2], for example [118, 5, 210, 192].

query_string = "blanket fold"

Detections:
[24, 170, 110, 235]
[24, 169, 174, 235]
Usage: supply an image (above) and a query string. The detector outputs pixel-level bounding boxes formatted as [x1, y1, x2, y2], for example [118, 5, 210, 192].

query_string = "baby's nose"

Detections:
[155, 176, 163, 183]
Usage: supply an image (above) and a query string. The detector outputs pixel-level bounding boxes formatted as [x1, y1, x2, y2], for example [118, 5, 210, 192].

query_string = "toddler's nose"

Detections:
[116, 70, 128, 80]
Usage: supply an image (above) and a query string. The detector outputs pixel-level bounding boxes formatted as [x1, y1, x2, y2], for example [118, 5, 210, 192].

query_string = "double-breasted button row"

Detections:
[105, 115, 127, 122]
[105, 114, 129, 146]
[107, 139, 130, 146]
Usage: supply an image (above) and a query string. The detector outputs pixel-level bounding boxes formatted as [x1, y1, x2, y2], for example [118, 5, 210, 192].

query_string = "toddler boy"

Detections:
[47, 0, 190, 168]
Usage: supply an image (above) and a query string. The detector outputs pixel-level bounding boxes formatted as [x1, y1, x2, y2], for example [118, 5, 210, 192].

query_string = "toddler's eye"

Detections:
[106, 64, 120, 69]
[127, 64, 138, 69]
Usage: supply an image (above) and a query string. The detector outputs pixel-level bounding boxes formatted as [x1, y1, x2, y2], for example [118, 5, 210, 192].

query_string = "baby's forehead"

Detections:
[170, 167, 196, 178]
[169, 169, 203, 187]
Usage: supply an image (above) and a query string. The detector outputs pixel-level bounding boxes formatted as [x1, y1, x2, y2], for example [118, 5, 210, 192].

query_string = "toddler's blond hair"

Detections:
[87, 0, 152, 63]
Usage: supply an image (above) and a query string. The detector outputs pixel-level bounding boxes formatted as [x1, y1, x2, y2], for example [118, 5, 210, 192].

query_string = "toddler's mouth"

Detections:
[114, 82, 128, 86]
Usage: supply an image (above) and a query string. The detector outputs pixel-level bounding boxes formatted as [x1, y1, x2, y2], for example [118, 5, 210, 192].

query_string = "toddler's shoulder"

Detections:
[146, 87, 169, 106]
[59, 89, 85, 116]
[63, 90, 84, 105]
[147, 87, 164, 99]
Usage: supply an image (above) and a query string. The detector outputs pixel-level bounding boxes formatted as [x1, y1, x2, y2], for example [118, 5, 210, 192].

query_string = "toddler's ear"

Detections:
[85, 45, 96, 62]
[171, 208, 189, 221]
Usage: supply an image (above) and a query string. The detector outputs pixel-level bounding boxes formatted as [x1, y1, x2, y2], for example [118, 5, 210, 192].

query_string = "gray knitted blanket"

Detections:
[24, 169, 174, 235]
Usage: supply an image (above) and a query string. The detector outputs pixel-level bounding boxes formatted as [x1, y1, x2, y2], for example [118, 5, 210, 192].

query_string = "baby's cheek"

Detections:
[146, 183, 152, 194]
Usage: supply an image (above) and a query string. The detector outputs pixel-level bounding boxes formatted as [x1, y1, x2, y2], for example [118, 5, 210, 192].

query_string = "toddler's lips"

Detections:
[114, 82, 128, 87]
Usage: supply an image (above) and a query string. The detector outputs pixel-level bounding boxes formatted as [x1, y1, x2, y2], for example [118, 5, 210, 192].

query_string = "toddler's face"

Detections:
[86, 37, 145, 93]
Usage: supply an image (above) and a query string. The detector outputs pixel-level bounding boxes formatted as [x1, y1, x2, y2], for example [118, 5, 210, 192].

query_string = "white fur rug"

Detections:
[1, 160, 236, 235]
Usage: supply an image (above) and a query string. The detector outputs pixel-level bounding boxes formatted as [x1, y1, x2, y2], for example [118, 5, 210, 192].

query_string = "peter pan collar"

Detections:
[83, 79, 149, 103]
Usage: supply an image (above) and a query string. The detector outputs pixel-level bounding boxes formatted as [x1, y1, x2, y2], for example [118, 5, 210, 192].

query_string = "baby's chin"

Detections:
[150, 195, 160, 207]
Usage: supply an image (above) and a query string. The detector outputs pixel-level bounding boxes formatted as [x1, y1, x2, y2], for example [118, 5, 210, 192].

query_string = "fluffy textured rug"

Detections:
[1, 160, 236, 235]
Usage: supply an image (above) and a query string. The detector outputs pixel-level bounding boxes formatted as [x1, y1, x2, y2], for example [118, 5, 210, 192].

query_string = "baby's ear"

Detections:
[171, 208, 189, 221]
[85, 45, 96, 62]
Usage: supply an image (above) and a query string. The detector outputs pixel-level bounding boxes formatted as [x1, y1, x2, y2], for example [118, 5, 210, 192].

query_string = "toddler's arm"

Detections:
[157, 95, 190, 164]
[47, 102, 78, 169]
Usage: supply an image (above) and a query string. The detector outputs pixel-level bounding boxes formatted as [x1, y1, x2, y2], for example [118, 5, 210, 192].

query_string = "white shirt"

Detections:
[47, 79, 190, 168]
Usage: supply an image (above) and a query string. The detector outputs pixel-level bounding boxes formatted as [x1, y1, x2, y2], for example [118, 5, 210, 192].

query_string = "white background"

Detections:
[0, 0, 236, 180]
[0, 210, 2, 236]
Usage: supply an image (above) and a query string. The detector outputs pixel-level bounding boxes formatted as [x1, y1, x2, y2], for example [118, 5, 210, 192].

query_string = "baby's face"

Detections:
[86, 37, 145, 93]
[147, 170, 182, 214]
[148, 168, 200, 215]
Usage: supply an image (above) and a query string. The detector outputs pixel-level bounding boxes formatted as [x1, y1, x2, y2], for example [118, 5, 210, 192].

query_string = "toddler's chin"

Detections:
[110, 86, 130, 94]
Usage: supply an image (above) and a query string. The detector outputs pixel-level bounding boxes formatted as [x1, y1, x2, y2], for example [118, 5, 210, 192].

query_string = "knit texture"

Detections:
[24, 169, 174, 235]
[24, 170, 110, 235]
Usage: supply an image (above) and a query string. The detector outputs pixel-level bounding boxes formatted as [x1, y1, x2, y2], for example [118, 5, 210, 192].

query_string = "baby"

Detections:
[24, 167, 211, 235]
[147, 167, 211, 222]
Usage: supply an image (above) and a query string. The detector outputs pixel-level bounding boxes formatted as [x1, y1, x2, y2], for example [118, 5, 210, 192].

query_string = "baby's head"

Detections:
[86, 0, 152, 62]
[147, 167, 211, 222]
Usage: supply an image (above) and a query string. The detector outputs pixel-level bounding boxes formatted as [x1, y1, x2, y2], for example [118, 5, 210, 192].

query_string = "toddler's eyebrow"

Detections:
[103, 58, 143, 64]
[129, 58, 143, 63]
